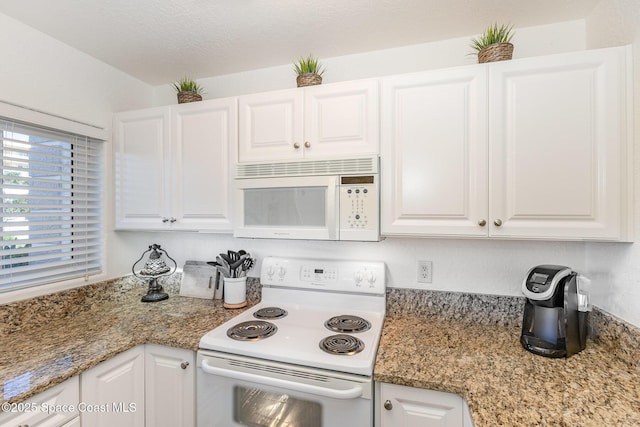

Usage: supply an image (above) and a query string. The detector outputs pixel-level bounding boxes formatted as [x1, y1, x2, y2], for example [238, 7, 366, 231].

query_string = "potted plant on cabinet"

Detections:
[293, 55, 325, 87]
[172, 77, 205, 103]
[470, 23, 514, 63]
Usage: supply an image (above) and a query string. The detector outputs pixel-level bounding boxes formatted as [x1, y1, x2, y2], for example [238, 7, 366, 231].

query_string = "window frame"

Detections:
[0, 102, 107, 298]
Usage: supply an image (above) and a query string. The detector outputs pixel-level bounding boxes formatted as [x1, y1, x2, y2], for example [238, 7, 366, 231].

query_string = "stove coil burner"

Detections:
[325, 315, 371, 333]
[227, 320, 278, 341]
[319, 334, 365, 355]
[253, 307, 288, 320]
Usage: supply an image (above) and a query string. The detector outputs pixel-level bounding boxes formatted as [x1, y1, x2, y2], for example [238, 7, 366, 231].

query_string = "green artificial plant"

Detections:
[469, 23, 514, 52]
[171, 76, 204, 94]
[293, 55, 326, 76]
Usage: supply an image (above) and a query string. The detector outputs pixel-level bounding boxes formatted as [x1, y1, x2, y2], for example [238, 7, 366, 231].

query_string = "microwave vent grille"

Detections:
[236, 157, 378, 178]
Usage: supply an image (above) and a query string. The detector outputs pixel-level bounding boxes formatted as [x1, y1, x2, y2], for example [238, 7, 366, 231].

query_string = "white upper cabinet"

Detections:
[238, 79, 379, 162]
[114, 107, 171, 230]
[488, 47, 631, 240]
[172, 98, 236, 231]
[304, 80, 379, 158]
[382, 45, 632, 241]
[114, 98, 236, 231]
[381, 65, 489, 237]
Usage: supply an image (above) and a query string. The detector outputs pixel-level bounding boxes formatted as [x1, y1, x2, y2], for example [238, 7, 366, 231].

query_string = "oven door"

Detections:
[197, 350, 372, 427]
[234, 175, 339, 240]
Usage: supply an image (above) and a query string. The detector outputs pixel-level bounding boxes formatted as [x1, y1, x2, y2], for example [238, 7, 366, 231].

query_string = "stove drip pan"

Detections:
[325, 315, 372, 333]
[227, 320, 278, 341]
[319, 334, 365, 355]
[253, 307, 288, 320]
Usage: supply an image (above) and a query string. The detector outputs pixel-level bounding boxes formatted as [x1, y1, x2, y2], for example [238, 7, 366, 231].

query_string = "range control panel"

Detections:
[261, 256, 386, 295]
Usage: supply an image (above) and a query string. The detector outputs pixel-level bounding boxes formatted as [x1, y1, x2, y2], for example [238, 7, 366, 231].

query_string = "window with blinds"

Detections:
[1, 118, 103, 292]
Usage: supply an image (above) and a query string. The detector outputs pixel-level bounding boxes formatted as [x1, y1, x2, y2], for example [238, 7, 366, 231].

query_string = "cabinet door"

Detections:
[379, 383, 464, 427]
[114, 107, 171, 230]
[489, 46, 631, 240]
[61, 416, 81, 427]
[303, 79, 379, 158]
[145, 345, 195, 427]
[381, 66, 489, 237]
[81, 346, 145, 427]
[0, 376, 79, 427]
[238, 89, 303, 162]
[172, 98, 236, 231]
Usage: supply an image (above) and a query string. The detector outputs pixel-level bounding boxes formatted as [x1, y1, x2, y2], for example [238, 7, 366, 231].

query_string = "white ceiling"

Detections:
[0, 0, 601, 86]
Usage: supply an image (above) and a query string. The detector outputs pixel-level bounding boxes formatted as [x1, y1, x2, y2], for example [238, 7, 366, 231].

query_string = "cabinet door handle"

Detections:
[494, 219, 503, 227]
[478, 219, 487, 227]
[169, 217, 177, 223]
[162, 217, 169, 223]
[384, 399, 393, 410]
[304, 141, 311, 148]
[181, 361, 190, 369]
[293, 142, 300, 149]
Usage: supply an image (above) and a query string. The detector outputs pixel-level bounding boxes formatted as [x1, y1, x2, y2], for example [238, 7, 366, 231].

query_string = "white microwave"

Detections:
[234, 157, 380, 241]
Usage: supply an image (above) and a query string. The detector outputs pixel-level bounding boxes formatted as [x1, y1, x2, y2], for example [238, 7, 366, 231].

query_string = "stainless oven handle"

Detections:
[201, 359, 364, 399]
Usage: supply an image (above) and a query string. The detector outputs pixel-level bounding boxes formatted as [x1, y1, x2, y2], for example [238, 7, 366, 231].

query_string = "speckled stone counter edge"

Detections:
[590, 307, 639, 369]
[0, 273, 262, 335]
[386, 287, 639, 370]
[3, 280, 637, 370]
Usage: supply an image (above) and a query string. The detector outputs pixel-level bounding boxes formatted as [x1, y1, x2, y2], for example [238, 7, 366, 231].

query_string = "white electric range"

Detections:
[197, 256, 386, 427]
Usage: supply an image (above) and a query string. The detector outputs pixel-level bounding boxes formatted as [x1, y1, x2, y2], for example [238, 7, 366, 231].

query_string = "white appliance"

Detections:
[197, 256, 386, 427]
[233, 156, 379, 241]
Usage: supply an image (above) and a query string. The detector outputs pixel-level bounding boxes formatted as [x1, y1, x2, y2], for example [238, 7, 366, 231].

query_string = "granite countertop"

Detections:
[1, 278, 639, 427]
[376, 291, 640, 427]
[0, 278, 248, 406]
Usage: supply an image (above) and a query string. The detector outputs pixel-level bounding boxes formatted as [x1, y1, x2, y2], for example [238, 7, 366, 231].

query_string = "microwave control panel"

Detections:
[339, 175, 379, 241]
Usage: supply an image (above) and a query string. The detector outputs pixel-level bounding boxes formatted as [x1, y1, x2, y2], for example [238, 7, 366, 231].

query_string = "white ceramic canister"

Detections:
[223, 276, 247, 309]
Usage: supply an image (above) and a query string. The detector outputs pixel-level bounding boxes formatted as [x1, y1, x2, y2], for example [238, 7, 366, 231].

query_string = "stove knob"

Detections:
[354, 271, 363, 285]
[384, 400, 393, 410]
[278, 266, 286, 279]
[366, 271, 377, 285]
[267, 265, 275, 278]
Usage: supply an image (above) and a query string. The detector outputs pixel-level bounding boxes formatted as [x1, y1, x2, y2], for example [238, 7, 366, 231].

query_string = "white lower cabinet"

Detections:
[145, 344, 195, 427]
[81, 346, 145, 427]
[80, 344, 195, 427]
[61, 416, 81, 427]
[0, 376, 79, 427]
[377, 383, 474, 427]
[0, 345, 195, 427]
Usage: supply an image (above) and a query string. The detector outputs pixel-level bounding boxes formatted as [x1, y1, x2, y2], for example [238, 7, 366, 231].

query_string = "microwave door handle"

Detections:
[201, 359, 363, 399]
[327, 176, 339, 240]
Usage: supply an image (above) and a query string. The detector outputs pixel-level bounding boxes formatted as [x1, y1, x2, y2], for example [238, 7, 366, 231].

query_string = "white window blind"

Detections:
[1, 117, 103, 292]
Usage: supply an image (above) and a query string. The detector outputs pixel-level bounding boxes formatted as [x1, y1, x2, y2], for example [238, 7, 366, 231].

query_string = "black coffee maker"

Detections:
[520, 265, 589, 358]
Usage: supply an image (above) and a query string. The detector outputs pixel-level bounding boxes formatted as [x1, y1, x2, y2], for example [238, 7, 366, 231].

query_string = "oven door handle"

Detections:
[201, 359, 364, 399]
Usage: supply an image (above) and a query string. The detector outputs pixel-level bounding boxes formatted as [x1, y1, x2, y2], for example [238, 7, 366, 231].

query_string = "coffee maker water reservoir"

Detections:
[520, 265, 590, 358]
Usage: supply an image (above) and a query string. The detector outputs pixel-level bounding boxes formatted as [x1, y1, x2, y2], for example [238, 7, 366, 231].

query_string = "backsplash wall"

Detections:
[109, 231, 587, 302]
[585, 0, 640, 329]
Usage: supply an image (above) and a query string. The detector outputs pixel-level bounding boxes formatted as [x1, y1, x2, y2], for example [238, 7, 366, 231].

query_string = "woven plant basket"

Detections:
[296, 73, 322, 88]
[477, 42, 514, 63]
[177, 91, 203, 104]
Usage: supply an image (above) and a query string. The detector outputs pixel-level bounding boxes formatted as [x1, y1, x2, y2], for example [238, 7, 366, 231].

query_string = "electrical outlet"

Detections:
[417, 260, 433, 283]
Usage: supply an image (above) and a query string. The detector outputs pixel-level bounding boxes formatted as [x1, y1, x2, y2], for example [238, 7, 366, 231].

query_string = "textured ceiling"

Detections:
[0, 0, 601, 85]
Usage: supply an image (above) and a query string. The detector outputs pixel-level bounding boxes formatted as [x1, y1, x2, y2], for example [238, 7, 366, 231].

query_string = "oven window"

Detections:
[243, 187, 326, 227]
[233, 386, 322, 427]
